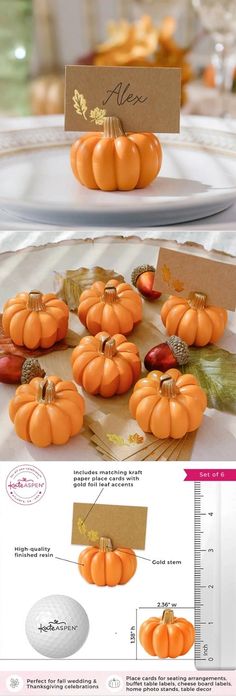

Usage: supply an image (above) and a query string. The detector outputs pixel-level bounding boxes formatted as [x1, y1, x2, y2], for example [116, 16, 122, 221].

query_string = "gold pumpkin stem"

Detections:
[103, 116, 125, 139]
[37, 378, 56, 404]
[189, 292, 207, 310]
[98, 335, 117, 357]
[99, 537, 113, 552]
[104, 339, 117, 358]
[162, 609, 175, 624]
[28, 291, 45, 312]
[103, 286, 118, 303]
[160, 375, 179, 398]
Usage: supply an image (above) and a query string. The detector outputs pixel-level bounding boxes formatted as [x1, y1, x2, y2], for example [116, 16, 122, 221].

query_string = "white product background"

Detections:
[0, 460, 197, 671]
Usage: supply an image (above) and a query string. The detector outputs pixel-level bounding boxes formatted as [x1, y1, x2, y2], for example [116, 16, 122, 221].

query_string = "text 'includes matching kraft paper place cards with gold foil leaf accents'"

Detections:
[71, 503, 147, 550]
[64, 65, 181, 133]
[154, 248, 236, 311]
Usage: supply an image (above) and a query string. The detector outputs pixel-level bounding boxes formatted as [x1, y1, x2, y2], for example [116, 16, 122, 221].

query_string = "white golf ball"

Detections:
[25, 595, 89, 658]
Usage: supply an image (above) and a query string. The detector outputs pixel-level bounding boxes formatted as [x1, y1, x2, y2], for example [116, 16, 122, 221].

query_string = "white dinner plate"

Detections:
[0, 125, 236, 226]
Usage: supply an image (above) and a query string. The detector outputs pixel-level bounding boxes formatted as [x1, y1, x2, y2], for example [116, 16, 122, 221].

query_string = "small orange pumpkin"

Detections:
[78, 278, 142, 335]
[129, 368, 207, 439]
[2, 291, 69, 350]
[79, 537, 137, 587]
[9, 376, 84, 447]
[71, 116, 162, 191]
[139, 610, 195, 658]
[71, 332, 141, 397]
[161, 293, 227, 347]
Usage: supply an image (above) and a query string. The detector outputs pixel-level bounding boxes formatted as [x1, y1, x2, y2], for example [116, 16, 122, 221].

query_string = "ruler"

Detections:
[194, 480, 236, 670]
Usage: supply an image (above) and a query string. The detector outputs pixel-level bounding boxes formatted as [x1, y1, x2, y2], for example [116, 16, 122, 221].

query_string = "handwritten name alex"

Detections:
[102, 82, 148, 107]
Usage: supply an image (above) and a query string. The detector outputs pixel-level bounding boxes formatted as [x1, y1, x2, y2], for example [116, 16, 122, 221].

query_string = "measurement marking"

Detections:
[139, 606, 194, 610]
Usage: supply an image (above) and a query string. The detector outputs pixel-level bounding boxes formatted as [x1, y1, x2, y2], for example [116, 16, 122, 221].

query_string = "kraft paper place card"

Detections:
[154, 248, 236, 310]
[85, 413, 163, 460]
[71, 503, 147, 550]
[65, 65, 181, 133]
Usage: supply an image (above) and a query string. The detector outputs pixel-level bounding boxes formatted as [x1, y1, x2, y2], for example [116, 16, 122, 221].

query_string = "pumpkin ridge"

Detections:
[86, 301, 106, 332]
[28, 403, 52, 447]
[23, 311, 41, 350]
[136, 394, 160, 432]
[47, 403, 72, 445]
[14, 401, 37, 441]
[52, 399, 83, 437]
[203, 307, 216, 337]
[93, 550, 106, 585]
[115, 136, 140, 190]
[112, 302, 133, 333]
[10, 308, 32, 345]
[82, 355, 106, 394]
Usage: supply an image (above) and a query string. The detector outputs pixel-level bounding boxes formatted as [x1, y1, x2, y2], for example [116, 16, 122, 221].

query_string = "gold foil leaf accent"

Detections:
[106, 432, 144, 446]
[106, 433, 126, 446]
[173, 278, 185, 293]
[90, 107, 107, 125]
[87, 529, 100, 542]
[162, 264, 171, 285]
[77, 517, 100, 543]
[128, 433, 144, 444]
[77, 517, 87, 535]
[73, 90, 88, 119]
[161, 265, 185, 293]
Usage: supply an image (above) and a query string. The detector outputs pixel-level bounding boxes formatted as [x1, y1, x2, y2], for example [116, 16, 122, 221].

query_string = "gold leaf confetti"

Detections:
[90, 107, 107, 125]
[73, 90, 88, 119]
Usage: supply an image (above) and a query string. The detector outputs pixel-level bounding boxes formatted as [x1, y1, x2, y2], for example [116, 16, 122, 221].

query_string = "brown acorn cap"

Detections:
[166, 336, 189, 366]
[21, 359, 46, 384]
[131, 264, 155, 287]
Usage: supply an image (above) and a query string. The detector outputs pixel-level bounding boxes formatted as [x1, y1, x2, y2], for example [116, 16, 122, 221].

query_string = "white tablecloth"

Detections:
[0, 114, 236, 256]
[0, 240, 235, 462]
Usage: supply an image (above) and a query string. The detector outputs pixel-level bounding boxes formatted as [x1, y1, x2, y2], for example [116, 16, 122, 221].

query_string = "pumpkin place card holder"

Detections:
[154, 248, 236, 320]
[71, 502, 148, 588]
[64, 65, 181, 192]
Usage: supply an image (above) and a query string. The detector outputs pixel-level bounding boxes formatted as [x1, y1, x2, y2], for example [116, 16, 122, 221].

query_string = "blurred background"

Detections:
[0, 0, 236, 119]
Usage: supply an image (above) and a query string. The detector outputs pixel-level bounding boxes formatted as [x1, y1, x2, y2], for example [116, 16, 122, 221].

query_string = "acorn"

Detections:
[144, 336, 190, 372]
[0, 354, 45, 385]
[131, 264, 161, 301]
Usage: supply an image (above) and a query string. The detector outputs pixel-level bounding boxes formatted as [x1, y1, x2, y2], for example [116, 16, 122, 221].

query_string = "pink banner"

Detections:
[184, 469, 236, 481]
[0, 671, 236, 695]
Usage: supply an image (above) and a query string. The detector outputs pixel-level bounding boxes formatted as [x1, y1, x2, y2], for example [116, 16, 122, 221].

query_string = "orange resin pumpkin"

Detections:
[9, 376, 84, 447]
[79, 537, 137, 587]
[78, 278, 142, 335]
[129, 368, 207, 439]
[161, 293, 227, 347]
[139, 610, 195, 658]
[2, 291, 69, 350]
[71, 332, 141, 397]
[71, 116, 162, 191]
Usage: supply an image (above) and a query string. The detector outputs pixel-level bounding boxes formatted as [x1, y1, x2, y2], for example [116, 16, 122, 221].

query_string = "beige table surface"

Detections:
[0, 238, 235, 462]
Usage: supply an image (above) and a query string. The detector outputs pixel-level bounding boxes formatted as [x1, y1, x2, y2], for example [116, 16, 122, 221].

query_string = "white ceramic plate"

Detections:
[0, 125, 236, 226]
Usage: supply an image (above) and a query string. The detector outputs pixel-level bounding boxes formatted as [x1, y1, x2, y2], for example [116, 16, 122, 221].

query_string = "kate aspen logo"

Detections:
[6, 466, 46, 505]
[38, 620, 78, 633]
